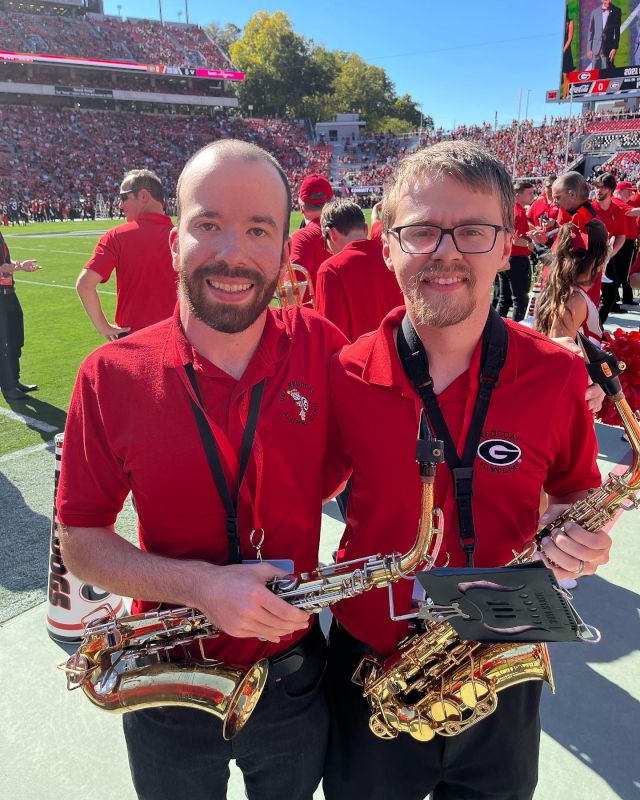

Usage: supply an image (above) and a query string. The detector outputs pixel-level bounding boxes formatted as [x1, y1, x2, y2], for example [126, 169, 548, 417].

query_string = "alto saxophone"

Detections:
[62, 421, 445, 740]
[356, 334, 640, 741]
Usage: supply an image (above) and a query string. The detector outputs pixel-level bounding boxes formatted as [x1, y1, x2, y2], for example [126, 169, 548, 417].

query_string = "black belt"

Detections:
[0, 287, 15, 295]
[266, 620, 326, 689]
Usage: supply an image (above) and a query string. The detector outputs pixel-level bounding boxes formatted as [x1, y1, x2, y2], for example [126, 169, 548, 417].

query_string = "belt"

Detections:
[266, 621, 326, 688]
[0, 287, 15, 295]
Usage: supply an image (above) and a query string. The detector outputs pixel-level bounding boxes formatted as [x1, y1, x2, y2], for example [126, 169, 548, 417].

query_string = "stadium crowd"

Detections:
[2, 11, 232, 70]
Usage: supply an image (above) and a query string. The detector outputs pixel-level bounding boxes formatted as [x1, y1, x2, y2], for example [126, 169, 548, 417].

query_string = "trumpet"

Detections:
[274, 261, 315, 308]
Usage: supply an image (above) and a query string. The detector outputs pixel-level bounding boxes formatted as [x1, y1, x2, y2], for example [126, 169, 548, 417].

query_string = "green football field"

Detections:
[0, 211, 372, 456]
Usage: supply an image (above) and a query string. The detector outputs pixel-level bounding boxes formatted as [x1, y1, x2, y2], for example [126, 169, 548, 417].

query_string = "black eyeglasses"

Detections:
[388, 223, 506, 255]
[119, 191, 134, 201]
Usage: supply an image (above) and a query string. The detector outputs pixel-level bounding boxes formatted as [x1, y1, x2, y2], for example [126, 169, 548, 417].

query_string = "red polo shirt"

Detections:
[369, 219, 383, 240]
[328, 306, 600, 656]
[511, 202, 531, 257]
[612, 197, 638, 240]
[58, 306, 348, 667]
[527, 195, 559, 227]
[84, 212, 177, 332]
[314, 238, 404, 341]
[290, 218, 330, 288]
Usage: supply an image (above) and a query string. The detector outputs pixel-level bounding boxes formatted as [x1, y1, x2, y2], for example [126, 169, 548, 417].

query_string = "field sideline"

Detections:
[1, 210, 374, 457]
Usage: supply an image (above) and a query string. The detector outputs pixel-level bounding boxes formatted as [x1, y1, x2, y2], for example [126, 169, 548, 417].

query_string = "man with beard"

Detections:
[322, 142, 612, 800]
[57, 140, 348, 800]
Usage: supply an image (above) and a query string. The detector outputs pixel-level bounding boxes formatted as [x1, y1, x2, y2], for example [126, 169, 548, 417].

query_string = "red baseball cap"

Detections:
[299, 174, 333, 203]
[616, 180, 633, 191]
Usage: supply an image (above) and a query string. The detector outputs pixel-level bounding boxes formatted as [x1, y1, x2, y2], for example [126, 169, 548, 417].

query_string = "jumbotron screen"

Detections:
[562, 0, 640, 99]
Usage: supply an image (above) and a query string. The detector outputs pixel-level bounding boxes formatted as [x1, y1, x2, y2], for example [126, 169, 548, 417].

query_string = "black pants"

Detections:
[497, 256, 530, 323]
[600, 239, 635, 324]
[323, 622, 542, 800]
[123, 623, 329, 800]
[0, 291, 24, 391]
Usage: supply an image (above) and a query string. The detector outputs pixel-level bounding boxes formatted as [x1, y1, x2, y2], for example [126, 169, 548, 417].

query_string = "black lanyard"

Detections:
[184, 363, 265, 565]
[397, 308, 508, 567]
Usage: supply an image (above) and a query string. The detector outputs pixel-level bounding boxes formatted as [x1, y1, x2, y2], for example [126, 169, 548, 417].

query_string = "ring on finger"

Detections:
[574, 559, 585, 576]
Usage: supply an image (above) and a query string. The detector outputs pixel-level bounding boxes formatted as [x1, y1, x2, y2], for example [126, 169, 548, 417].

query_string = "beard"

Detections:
[404, 264, 477, 328]
[178, 259, 280, 334]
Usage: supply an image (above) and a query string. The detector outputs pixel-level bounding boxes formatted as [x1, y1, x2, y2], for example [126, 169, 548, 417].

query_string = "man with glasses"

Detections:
[323, 141, 611, 800]
[76, 169, 176, 340]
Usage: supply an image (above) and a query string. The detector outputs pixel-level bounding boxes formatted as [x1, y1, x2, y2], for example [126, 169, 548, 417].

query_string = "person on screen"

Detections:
[587, 0, 621, 70]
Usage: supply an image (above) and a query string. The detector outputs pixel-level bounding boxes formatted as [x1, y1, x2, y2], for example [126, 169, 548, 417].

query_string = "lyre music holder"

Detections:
[414, 562, 599, 644]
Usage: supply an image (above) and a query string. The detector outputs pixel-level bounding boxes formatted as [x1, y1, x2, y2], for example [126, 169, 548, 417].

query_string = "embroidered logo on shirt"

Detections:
[280, 380, 318, 425]
[477, 435, 522, 471]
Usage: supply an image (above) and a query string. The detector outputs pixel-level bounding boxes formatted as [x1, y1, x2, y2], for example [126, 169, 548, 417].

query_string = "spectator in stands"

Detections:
[497, 180, 536, 322]
[290, 173, 333, 288]
[315, 199, 402, 341]
[528, 176, 559, 231]
[0, 231, 40, 401]
[592, 172, 628, 322]
[76, 169, 176, 340]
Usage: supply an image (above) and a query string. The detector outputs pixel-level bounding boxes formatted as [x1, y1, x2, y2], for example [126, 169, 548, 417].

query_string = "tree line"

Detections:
[207, 12, 433, 134]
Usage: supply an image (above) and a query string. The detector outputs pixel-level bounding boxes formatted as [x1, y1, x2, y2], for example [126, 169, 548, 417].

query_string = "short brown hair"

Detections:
[320, 199, 366, 237]
[381, 141, 515, 234]
[175, 140, 291, 234]
[122, 169, 164, 203]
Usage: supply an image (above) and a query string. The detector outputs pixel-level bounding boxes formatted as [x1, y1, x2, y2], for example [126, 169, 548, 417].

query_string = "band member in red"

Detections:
[290, 173, 333, 287]
[58, 141, 347, 800]
[323, 142, 612, 800]
[316, 199, 403, 341]
[76, 169, 177, 340]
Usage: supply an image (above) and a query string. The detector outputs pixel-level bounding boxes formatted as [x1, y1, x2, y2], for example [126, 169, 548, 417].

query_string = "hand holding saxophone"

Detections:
[194, 562, 310, 643]
[536, 502, 613, 580]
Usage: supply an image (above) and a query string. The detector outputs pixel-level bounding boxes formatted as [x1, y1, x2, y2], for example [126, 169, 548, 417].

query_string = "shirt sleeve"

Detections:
[315, 265, 351, 341]
[543, 356, 601, 498]
[57, 355, 131, 528]
[290, 229, 313, 272]
[83, 230, 119, 283]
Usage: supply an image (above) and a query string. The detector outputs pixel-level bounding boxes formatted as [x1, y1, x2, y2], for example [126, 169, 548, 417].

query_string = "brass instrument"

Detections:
[61, 423, 445, 739]
[356, 334, 640, 741]
[274, 260, 315, 308]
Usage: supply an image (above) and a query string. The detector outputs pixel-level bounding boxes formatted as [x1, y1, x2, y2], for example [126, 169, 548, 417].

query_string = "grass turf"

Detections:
[0, 210, 372, 456]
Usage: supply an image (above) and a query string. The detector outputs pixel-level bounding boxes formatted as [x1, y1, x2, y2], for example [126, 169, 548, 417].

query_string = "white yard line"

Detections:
[14, 278, 116, 295]
[0, 440, 55, 463]
[0, 406, 59, 434]
[8, 244, 94, 256]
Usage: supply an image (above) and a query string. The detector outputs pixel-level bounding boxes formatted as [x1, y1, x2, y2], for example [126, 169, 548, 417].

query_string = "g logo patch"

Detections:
[477, 439, 521, 466]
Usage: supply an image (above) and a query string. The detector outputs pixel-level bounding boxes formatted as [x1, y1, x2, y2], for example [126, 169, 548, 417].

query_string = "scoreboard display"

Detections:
[559, 0, 640, 101]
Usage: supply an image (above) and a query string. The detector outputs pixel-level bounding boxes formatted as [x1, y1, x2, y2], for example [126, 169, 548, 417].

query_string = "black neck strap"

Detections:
[184, 363, 265, 565]
[397, 308, 508, 567]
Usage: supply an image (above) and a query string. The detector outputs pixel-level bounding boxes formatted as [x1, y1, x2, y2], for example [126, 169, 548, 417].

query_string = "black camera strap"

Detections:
[184, 362, 265, 564]
[397, 308, 508, 567]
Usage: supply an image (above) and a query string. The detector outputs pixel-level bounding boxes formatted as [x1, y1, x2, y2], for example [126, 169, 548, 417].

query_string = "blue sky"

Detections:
[103, 0, 570, 129]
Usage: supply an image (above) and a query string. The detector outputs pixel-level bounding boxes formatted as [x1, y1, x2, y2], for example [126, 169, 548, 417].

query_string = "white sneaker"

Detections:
[560, 578, 577, 590]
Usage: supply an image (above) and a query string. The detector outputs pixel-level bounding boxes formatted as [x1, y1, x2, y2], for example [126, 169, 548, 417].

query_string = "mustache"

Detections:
[184, 263, 264, 283]
[408, 264, 473, 288]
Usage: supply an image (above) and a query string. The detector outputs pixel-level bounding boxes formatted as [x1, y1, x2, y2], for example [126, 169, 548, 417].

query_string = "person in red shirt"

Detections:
[527, 175, 559, 230]
[58, 141, 348, 799]
[316, 199, 403, 341]
[322, 142, 612, 800]
[290, 173, 333, 289]
[612, 180, 640, 308]
[76, 169, 177, 340]
[369, 201, 383, 241]
[497, 180, 535, 322]
[592, 173, 628, 322]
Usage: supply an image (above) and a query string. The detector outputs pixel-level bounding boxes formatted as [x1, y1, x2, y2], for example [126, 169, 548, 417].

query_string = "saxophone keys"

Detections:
[428, 696, 461, 724]
[407, 714, 436, 742]
[369, 709, 400, 739]
[458, 678, 492, 709]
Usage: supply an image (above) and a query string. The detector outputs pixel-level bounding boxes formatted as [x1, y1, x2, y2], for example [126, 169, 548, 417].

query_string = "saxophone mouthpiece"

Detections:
[416, 412, 444, 477]
[577, 332, 624, 397]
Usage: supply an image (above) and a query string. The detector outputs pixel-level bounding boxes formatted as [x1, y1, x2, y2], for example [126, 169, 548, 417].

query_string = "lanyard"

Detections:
[183, 362, 265, 565]
[396, 308, 508, 567]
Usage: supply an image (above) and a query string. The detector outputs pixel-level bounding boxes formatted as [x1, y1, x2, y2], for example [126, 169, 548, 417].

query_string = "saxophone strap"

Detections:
[184, 363, 265, 565]
[397, 308, 508, 567]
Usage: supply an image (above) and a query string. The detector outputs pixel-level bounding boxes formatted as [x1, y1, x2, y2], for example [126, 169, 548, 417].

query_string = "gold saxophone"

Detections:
[61, 423, 445, 740]
[355, 334, 640, 741]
